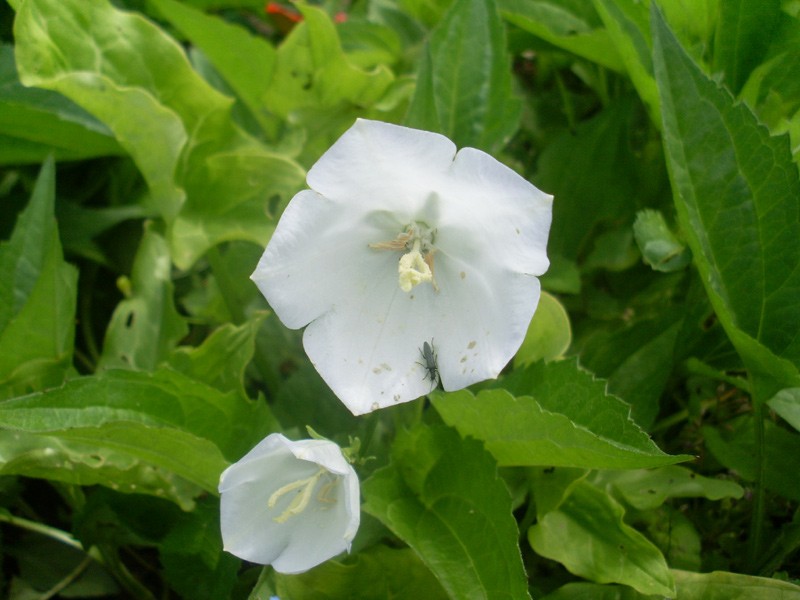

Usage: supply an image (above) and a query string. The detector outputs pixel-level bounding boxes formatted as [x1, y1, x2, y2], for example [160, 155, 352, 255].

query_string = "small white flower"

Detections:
[252, 119, 553, 415]
[218, 433, 360, 574]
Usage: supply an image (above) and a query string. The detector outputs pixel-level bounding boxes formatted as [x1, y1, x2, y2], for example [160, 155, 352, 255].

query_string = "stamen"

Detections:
[268, 468, 335, 523]
[370, 222, 439, 292]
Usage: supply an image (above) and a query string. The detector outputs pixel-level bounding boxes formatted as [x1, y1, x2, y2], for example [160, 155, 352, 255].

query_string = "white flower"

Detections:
[252, 119, 552, 415]
[218, 433, 360, 574]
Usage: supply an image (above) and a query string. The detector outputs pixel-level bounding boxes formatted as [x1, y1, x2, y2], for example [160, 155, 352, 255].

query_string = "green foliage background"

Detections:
[1, 0, 799, 598]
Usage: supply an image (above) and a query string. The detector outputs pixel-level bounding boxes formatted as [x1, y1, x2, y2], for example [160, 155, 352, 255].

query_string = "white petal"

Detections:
[219, 434, 360, 573]
[251, 190, 396, 330]
[429, 258, 542, 391]
[302, 276, 441, 415]
[440, 147, 552, 275]
[307, 118, 456, 220]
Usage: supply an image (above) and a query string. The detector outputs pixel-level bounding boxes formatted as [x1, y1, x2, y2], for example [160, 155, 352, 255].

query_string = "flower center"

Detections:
[370, 222, 438, 292]
[268, 467, 337, 523]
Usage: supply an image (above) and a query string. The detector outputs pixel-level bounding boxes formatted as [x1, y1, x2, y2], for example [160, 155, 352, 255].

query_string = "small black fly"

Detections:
[417, 340, 439, 389]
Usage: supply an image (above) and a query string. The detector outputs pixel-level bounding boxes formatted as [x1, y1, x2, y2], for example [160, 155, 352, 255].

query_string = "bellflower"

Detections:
[252, 119, 553, 415]
[219, 433, 360, 574]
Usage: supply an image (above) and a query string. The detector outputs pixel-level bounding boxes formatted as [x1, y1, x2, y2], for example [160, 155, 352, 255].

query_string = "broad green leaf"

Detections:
[159, 497, 240, 600]
[529, 466, 588, 518]
[499, 0, 623, 71]
[275, 546, 448, 600]
[767, 387, 800, 432]
[433, 359, 691, 469]
[0, 367, 273, 461]
[405, 0, 521, 153]
[14, 0, 193, 217]
[712, 0, 782, 94]
[596, 465, 744, 510]
[0, 45, 122, 164]
[148, 0, 279, 137]
[580, 310, 683, 428]
[0, 158, 77, 399]
[167, 316, 266, 398]
[13, 0, 305, 269]
[652, 4, 800, 391]
[533, 100, 644, 262]
[529, 480, 675, 596]
[0, 425, 221, 510]
[592, 0, 660, 124]
[263, 2, 394, 153]
[513, 291, 571, 367]
[671, 569, 800, 599]
[98, 224, 187, 371]
[703, 417, 800, 501]
[542, 571, 800, 599]
[362, 425, 530, 600]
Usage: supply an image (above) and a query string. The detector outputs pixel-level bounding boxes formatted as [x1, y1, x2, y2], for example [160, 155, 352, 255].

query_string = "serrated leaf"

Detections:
[0, 157, 77, 399]
[275, 546, 448, 600]
[405, 0, 520, 153]
[362, 425, 530, 600]
[433, 359, 691, 469]
[529, 480, 675, 596]
[98, 224, 187, 371]
[652, 4, 800, 393]
[499, 0, 623, 71]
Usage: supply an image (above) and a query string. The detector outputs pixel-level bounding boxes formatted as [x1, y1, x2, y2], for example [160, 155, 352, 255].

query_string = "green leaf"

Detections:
[633, 209, 691, 272]
[712, 0, 782, 93]
[148, 0, 279, 136]
[264, 3, 394, 131]
[592, 0, 660, 124]
[98, 224, 187, 371]
[275, 546, 448, 600]
[362, 425, 530, 600]
[159, 497, 240, 600]
[767, 387, 800, 432]
[652, 3, 800, 390]
[0, 45, 122, 164]
[499, 0, 623, 71]
[704, 417, 800, 502]
[596, 465, 744, 511]
[0, 157, 77, 399]
[13, 0, 305, 269]
[580, 310, 683, 428]
[14, 0, 193, 217]
[432, 359, 691, 469]
[542, 571, 800, 599]
[405, 0, 521, 153]
[671, 569, 800, 599]
[166, 316, 267, 398]
[0, 367, 272, 461]
[513, 291, 571, 367]
[529, 480, 675, 596]
[533, 100, 643, 261]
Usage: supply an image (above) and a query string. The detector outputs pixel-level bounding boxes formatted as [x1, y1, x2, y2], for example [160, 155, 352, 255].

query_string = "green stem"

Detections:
[41, 555, 93, 600]
[554, 70, 577, 132]
[747, 396, 767, 568]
